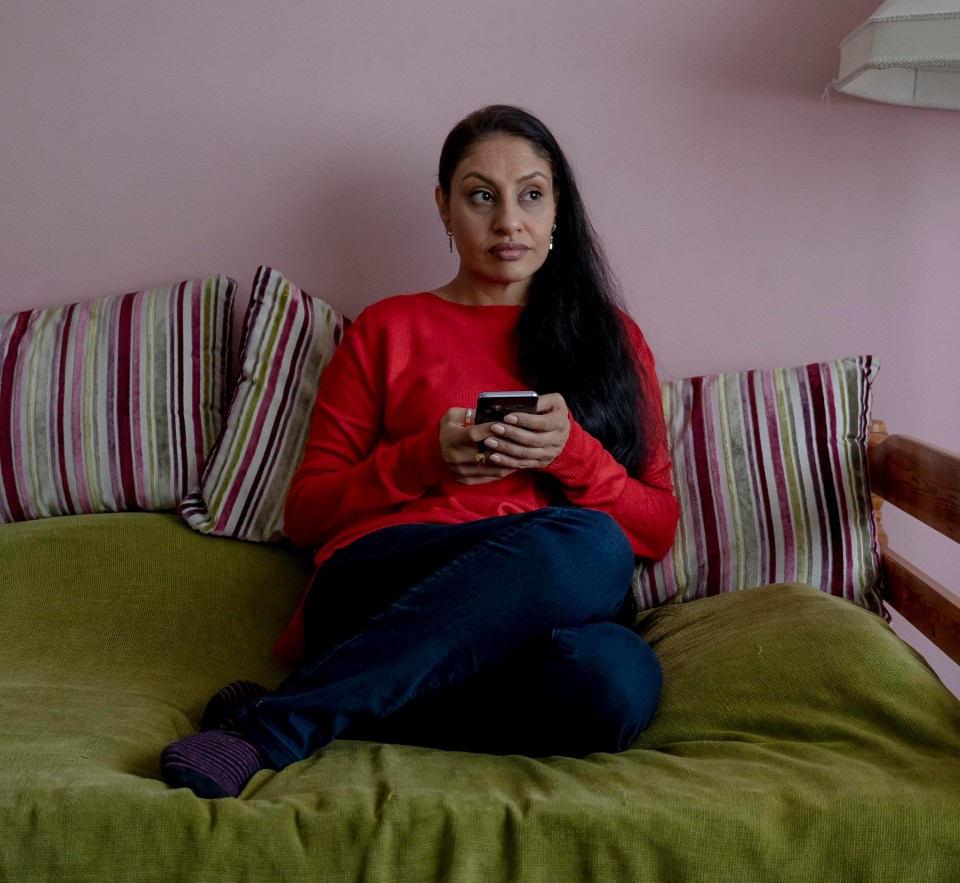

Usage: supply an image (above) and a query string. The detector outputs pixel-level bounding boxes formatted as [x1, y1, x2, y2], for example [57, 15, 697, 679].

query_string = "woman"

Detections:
[161, 105, 679, 799]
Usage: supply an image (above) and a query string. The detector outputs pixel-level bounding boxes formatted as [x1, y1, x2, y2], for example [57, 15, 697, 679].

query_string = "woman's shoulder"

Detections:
[355, 292, 433, 322]
[345, 292, 436, 338]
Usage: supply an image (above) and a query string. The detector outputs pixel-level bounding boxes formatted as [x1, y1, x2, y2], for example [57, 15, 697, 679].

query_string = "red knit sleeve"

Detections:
[542, 314, 679, 561]
[283, 310, 449, 551]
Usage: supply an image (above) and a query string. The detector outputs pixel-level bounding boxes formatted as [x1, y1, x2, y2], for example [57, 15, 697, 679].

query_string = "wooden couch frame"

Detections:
[869, 420, 960, 665]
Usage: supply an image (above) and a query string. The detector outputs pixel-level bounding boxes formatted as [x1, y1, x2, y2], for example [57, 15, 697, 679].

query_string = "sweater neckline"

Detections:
[419, 291, 524, 314]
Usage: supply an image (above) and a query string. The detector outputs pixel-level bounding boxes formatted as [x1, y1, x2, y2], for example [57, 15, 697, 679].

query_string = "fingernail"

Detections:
[485, 438, 499, 448]
[492, 424, 506, 434]
[490, 454, 502, 464]
[504, 415, 519, 424]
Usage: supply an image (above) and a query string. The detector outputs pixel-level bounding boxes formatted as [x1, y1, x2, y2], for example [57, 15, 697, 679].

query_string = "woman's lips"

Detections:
[489, 243, 530, 261]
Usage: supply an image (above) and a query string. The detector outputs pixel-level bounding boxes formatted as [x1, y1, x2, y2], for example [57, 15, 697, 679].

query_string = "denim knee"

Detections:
[522, 508, 635, 622]
[545, 621, 662, 755]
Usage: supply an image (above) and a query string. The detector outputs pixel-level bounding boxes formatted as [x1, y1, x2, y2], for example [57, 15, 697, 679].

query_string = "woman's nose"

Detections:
[493, 203, 523, 233]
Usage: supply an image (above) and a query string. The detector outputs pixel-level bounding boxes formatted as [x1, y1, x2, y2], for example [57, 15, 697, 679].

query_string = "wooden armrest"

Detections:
[868, 425, 960, 662]
[882, 547, 960, 666]
[868, 433, 960, 544]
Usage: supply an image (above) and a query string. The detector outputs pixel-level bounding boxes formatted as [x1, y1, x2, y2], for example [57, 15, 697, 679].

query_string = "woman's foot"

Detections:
[200, 680, 271, 731]
[161, 730, 264, 799]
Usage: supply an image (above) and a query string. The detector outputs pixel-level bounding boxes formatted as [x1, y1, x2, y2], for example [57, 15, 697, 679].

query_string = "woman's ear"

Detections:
[435, 185, 450, 230]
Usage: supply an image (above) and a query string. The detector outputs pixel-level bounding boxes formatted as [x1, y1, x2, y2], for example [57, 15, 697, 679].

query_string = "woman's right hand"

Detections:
[439, 408, 517, 485]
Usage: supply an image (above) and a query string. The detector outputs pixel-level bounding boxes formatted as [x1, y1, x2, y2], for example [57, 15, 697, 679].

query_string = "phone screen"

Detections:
[475, 390, 539, 425]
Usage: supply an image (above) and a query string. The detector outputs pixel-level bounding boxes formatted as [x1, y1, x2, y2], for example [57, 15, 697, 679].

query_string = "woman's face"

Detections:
[437, 135, 557, 298]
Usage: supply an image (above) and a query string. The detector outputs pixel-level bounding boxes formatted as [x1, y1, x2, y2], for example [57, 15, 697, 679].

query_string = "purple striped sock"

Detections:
[200, 680, 271, 731]
[161, 730, 264, 799]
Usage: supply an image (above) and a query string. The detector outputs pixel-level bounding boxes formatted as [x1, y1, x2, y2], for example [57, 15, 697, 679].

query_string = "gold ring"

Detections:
[475, 451, 486, 466]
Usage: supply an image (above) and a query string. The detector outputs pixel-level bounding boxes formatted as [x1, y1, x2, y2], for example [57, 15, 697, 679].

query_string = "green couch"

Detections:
[2, 511, 959, 881]
[3, 275, 959, 879]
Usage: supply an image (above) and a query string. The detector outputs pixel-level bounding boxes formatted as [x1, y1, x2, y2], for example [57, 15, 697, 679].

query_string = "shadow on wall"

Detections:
[683, 0, 883, 97]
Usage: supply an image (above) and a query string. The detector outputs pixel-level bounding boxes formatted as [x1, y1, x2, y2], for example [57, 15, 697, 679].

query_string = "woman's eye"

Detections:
[521, 189, 543, 203]
[469, 190, 494, 205]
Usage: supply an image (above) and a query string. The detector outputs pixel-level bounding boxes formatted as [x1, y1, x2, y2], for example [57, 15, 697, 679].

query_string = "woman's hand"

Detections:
[439, 408, 517, 484]
[478, 392, 570, 470]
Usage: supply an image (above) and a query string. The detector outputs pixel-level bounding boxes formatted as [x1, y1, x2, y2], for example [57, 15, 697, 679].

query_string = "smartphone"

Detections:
[475, 390, 539, 425]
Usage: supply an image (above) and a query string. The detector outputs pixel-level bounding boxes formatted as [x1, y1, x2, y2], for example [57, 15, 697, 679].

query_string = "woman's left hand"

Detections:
[479, 392, 571, 470]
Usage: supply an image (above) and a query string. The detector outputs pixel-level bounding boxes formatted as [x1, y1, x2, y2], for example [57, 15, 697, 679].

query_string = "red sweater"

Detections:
[277, 292, 679, 663]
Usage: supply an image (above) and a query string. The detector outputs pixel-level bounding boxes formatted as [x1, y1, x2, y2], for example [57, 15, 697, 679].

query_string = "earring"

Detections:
[549, 223, 556, 251]
[446, 230, 454, 253]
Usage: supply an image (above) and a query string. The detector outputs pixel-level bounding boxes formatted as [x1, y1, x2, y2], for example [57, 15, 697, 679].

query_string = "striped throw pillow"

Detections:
[0, 276, 235, 522]
[635, 356, 883, 614]
[179, 266, 347, 543]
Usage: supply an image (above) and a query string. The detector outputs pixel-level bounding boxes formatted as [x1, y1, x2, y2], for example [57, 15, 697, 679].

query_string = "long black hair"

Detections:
[437, 104, 656, 475]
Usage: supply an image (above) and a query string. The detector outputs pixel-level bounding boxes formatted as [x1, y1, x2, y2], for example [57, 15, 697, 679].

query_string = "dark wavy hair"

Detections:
[438, 104, 656, 475]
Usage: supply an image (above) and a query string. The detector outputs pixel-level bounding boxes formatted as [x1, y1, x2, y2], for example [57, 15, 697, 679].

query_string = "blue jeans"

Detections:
[233, 507, 662, 768]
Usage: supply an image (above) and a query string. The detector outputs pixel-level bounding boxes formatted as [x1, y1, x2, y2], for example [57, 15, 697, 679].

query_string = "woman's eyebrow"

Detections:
[461, 171, 549, 186]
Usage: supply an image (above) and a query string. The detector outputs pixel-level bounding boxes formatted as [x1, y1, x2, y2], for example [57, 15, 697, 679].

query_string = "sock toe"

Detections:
[161, 730, 263, 799]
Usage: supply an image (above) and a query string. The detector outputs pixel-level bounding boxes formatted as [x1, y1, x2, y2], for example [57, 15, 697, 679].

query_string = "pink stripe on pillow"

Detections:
[0, 313, 31, 522]
[115, 292, 137, 507]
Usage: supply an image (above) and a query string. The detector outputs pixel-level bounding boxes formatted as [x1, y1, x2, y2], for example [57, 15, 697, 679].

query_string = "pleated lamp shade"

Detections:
[834, 0, 960, 109]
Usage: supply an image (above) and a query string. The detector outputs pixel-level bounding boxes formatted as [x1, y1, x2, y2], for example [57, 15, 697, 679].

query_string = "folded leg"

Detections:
[232, 507, 635, 768]
[353, 620, 662, 757]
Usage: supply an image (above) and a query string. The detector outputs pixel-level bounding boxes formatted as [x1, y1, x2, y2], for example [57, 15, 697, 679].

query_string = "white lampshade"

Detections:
[833, 0, 960, 109]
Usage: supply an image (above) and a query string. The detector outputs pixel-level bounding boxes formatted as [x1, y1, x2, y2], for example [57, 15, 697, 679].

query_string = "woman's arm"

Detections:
[283, 313, 449, 550]
[541, 414, 678, 561]
[547, 316, 678, 560]
[481, 316, 679, 561]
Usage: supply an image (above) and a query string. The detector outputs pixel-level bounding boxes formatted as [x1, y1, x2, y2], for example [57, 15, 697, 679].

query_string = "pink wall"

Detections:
[2, 1, 958, 691]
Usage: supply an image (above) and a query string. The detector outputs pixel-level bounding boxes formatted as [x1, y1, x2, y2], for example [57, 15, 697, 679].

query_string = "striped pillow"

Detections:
[635, 356, 883, 614]
[179, 266, 347, 543]
[0, 276, 235, 522]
